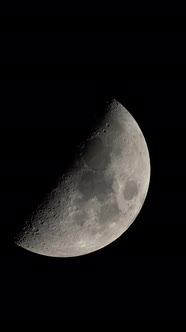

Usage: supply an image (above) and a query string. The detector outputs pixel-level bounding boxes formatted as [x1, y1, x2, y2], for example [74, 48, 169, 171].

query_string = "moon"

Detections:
[15, 99, 151, 257]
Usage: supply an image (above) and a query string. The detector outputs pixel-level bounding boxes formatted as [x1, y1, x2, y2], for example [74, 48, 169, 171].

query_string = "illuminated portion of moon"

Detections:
[15, 99, 151, 257]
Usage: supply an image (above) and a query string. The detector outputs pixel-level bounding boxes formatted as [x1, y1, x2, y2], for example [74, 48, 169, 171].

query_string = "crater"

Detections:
[123, 180, 138, 200]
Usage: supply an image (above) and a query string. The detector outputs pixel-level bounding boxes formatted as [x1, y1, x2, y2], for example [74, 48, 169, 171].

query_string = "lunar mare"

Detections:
[15, 99, 151, 257]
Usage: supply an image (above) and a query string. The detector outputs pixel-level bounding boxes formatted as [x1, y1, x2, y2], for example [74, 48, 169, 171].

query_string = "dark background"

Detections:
[0, 15, 186, 320]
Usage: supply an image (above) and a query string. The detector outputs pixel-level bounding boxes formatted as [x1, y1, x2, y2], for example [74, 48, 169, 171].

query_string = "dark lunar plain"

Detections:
[0, 15, 186, 320]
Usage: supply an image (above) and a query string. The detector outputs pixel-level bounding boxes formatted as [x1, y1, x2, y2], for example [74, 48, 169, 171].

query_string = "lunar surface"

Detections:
[15, 99, 151, 257]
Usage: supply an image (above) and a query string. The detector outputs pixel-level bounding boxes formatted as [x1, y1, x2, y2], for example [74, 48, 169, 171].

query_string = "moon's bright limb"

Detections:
[15, 99, 151, 257]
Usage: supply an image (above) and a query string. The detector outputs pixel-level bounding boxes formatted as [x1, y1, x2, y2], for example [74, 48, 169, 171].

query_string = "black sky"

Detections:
[0, 15, 186, 320]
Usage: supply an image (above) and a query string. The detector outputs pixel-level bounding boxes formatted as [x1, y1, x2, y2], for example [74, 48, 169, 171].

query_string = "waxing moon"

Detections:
[15, 99, 151, 257]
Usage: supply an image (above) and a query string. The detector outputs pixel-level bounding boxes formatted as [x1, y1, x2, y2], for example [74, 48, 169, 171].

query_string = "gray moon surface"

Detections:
[15, 99, 151, 257]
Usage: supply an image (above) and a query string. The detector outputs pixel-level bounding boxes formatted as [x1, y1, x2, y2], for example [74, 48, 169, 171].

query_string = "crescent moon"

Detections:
[15, 99, 151, 257]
